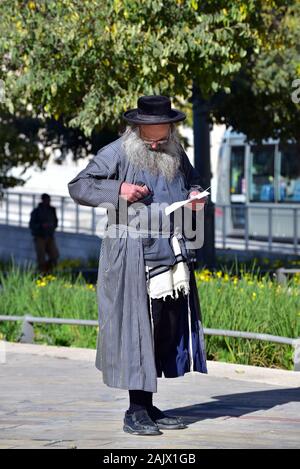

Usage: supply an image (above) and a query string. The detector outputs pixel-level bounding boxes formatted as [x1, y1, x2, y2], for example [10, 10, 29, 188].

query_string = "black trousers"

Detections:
[128, 291, 188, 411]
[148, 290, 188, 377]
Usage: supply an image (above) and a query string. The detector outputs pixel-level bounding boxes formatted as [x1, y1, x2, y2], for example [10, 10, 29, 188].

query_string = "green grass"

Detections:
[0, 265, 299, 370]
[195, 269, 300, 370]
[0, 267, 98, 348]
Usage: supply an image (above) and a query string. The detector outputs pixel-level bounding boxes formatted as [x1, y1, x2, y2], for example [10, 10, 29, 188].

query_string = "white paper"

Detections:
[165, 190, 210, 216]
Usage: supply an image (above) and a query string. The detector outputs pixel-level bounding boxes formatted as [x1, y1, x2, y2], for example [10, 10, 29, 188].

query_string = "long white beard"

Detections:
[122, 127, 182, 182]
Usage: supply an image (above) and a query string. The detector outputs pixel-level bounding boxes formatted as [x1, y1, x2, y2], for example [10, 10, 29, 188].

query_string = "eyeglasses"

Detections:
[139, 129, 171, 147]
[143, 137, 169, 145]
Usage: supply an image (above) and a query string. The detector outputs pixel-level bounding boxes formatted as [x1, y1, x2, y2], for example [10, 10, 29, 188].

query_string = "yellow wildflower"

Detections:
[36, 279, 47, 287]
[44, 275, 56, 281]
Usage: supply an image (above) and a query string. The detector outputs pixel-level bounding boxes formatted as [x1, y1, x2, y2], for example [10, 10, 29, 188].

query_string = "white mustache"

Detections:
[122, 127, 182, 181]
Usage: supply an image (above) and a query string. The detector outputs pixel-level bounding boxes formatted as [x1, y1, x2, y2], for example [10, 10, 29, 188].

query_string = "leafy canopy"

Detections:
[0, 0, 289, 135]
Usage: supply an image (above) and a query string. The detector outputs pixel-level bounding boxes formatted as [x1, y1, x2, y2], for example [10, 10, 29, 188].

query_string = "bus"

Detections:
[216, 129, 300, 242]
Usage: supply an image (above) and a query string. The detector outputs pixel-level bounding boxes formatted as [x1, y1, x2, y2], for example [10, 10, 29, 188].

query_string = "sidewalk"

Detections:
[0, 342, 299, 449]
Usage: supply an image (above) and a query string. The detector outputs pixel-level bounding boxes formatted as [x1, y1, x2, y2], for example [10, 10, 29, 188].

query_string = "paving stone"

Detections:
[0, 348, 299, 449]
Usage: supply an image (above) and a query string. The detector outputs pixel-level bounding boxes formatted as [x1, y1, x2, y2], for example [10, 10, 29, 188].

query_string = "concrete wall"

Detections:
[0, 224, 102, 267]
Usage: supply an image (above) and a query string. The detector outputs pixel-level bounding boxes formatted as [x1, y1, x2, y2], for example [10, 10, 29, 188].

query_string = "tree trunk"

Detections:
[192, 84, 216, 269]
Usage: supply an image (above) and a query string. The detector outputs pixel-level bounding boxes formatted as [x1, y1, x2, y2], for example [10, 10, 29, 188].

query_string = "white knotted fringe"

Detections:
[148, 292, 155, 352]
[187, 291, 194, 373]
[145, 233, 194, 371]
[145, 235, 190, 301]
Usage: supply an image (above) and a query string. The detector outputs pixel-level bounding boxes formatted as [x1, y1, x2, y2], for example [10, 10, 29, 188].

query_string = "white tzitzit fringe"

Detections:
[147, 291, 155, 352]
[146, 235, 190, 301]
[187, 291, 194, 373]
[145, 233, 194, 371]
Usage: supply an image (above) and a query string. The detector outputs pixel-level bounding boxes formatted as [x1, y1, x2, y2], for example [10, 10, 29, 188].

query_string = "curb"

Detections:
[3, 341, 300, 388]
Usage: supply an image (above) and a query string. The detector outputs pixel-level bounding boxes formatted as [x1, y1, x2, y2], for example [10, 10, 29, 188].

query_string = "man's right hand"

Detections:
[120, 182, 150, 203]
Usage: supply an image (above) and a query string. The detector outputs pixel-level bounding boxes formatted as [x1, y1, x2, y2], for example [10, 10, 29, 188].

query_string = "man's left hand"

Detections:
[186, 191, 207, 211]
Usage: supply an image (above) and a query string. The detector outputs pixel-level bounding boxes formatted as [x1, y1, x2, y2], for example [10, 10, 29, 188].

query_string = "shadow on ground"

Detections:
[165, 387, 300, 424]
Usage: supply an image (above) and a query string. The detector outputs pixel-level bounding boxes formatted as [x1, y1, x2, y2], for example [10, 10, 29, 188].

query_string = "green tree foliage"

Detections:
[213, 0, 300, 141]
[1, 0, 291, 134]
[0, 0, 299, 189]
[0, 109, 118, 189]
[0, 111, 43, 190]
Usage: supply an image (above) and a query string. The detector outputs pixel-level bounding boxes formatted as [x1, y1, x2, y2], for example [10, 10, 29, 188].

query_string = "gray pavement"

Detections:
[0, 342, 300, 449]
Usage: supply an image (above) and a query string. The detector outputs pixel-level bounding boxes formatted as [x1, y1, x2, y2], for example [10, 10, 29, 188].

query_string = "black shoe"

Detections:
[123, 409, 162, 436]
[147, 406, 187, 430]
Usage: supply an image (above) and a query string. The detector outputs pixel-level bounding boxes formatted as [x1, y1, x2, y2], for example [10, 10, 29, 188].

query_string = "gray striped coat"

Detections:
[68, 135, 207, 392]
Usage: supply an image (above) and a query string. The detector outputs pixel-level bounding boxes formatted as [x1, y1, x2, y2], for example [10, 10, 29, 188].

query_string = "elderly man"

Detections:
[68, 95, 207, 436]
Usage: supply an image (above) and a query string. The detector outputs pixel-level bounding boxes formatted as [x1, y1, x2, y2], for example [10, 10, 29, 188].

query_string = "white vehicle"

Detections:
[216, 129, 300, 241]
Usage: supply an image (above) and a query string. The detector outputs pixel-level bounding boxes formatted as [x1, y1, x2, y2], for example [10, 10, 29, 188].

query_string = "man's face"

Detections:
[139, 124, 171, 151]
[123, 123, 180, 181]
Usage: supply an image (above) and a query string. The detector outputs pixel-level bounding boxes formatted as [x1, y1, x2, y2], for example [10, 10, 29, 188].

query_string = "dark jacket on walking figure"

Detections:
[29, 201, 58, 238]
[29, 194, 59, 273]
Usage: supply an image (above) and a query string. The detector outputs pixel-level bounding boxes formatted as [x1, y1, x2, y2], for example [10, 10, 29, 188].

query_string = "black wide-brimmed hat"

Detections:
[123, 95, 186, 125]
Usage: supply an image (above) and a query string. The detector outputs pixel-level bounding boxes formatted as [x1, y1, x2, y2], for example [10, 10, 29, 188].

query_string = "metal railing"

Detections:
[0, 191, 299, 253]
[216, 203, 299, 254]
[0, 191, 103, 236]
[276, 268, 300, 284]
[0, 314, 299, 371]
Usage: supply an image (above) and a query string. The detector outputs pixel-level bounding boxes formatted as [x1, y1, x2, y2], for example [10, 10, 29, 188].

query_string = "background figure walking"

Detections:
[29, 193, 59, 273]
